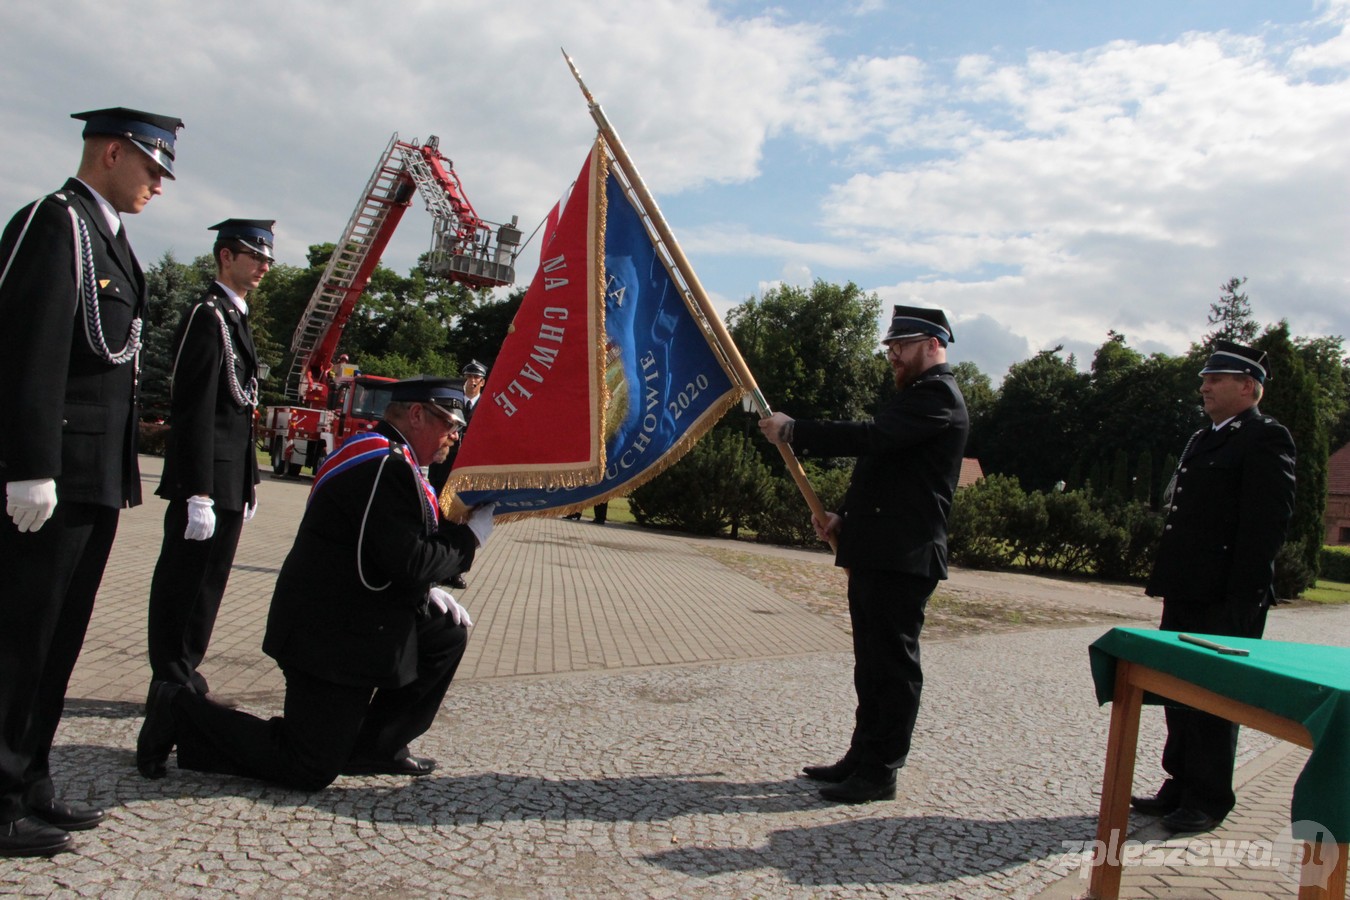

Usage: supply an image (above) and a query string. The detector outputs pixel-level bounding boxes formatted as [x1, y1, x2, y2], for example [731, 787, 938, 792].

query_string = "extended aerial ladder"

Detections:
[284, 132, 521, 406]
[264, 133, 521, 475]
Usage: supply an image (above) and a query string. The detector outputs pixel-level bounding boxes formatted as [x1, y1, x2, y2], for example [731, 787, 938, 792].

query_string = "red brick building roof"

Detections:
[959, 458, 984, 488]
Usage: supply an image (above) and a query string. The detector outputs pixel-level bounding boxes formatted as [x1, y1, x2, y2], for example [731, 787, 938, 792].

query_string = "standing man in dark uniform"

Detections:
[759, 305, 968, 804]
[427, 358, 486, 495]
[0, 107, 182, 857]
[428, 359, 486, 588]
[1132, 341, 1296, 833]
[137, 378, 495, 791]
[146, 219, 273, 705]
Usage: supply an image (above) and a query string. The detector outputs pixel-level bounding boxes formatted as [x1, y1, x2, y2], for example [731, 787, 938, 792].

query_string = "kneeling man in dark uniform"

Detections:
[136, 377, 494, 790]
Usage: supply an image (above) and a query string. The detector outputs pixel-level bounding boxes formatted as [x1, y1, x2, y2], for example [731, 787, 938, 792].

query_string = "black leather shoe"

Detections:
[342, 754, 438, 777]
[1161, 807, 1222, 833]
[802, 756, 858, 784]
[29, 798, 106, 832]
[0, 816, 73, 857]
[448, 574, 467, 590]
[819, 770, 897, 804]
[137, 680, 180, 779]
[1130, 792, 1180, 815]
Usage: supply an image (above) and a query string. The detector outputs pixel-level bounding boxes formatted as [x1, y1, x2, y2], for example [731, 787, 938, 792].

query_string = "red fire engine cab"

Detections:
[262, 133, 520, 475]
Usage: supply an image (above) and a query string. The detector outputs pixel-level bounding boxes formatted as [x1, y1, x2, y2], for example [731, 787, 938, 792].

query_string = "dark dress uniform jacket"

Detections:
[156, 282, 261, 511]
[793, 364, 969, 577]
[261, 422, 477, 689]
[1146, 406, 1296, 609]
[0, 179, 144, 507]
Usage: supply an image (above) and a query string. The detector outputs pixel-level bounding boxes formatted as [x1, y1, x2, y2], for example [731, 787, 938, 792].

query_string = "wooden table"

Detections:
[1088, 628, 1349, 899]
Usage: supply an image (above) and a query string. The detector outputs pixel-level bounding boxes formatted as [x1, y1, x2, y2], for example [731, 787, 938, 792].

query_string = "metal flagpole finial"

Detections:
[561, 49, 596, 106]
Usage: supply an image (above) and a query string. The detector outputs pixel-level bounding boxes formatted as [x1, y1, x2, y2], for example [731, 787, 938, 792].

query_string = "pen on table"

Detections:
[1178, 633, 1249, 657]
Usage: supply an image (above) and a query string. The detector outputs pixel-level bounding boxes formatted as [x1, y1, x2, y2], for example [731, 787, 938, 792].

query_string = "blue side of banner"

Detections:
[459, 170, 736, 515]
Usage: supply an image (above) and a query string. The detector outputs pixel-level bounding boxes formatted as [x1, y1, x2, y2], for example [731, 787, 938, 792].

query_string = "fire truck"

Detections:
[262, 133, 520, 475]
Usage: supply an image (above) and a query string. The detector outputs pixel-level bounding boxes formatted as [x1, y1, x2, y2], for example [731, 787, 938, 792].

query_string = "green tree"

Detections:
[1204, 276, 1258, 347]
[1076, 332, 1201, 509]
[1256, 322, 1329, 584]
[629, 426, 774, 536]
[979, 347, 1088, 491]
[140, 251, 211, 420]
[727, 280, 887, 424]
[446, 288, 526, 371]
[951, 360, 995, 458]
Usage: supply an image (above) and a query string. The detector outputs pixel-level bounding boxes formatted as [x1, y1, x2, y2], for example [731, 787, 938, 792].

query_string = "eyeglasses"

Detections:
[884, 337, 931, 359]
[421, 403, 463, 435]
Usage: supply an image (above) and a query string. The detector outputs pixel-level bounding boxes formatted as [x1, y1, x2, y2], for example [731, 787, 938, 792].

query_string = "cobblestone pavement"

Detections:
[2, 457, 1345, 898]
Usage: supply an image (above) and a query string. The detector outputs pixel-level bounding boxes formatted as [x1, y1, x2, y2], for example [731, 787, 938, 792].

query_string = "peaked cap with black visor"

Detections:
[71, 107, 184, 179]
[389, 376, 467, 429]
[210, 219, 276, 261]
[1199, 340, 1269, 384]
[883, 305, 954, 346]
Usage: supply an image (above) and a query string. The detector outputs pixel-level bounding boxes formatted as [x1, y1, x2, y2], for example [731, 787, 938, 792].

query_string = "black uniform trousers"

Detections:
[0, 503, 118, 822]
[146, 500, 246, 692]
[1157, 598, 1269, 819]
[846, 568, 936, 770]
[169, 611, 468, 791]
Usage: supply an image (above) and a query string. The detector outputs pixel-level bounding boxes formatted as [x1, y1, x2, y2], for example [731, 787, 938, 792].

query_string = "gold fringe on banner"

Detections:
[488, 384, 744, 523]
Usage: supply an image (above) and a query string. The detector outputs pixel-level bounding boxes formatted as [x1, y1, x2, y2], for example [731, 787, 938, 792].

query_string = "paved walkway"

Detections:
[2, 456, 1345, 897]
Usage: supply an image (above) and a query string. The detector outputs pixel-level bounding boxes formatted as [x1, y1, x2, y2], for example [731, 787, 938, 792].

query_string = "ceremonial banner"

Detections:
[447, 136, 744, 519]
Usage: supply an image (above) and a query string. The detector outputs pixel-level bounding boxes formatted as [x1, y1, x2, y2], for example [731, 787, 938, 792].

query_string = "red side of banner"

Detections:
[448, 141, 605, 488]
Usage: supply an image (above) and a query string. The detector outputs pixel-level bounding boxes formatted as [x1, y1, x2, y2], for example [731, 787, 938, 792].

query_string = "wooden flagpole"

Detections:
[563, 50, 835, 551]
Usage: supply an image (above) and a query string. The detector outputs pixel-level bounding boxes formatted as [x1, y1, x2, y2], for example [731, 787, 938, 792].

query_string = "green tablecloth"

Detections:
[1089, 627, 1350, 842]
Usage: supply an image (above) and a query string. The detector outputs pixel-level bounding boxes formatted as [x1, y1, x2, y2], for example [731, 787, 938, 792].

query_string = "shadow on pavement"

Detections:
[642, 812, 1096, 887]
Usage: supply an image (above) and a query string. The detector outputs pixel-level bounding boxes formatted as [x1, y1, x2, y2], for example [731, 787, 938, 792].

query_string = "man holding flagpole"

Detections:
[759, 305, 968, 804]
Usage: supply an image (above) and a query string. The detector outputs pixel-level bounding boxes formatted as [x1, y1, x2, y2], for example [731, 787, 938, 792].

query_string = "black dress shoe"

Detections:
[342, 754, 438, 777]
[819, 769, 897, 804]
[1161, 807, 1222, 833]
[448, 574, 467, 590]
[29, 798, 106, 831]
[802, 756, 858, 784]
[0, 816, 73, 858]
[137, 680, 180, 779]
[1130, 792, 1180, 815]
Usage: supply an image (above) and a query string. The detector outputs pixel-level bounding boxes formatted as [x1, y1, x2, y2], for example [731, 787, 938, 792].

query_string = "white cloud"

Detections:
[0, 0, 827, 274]
[2, 0, 1348, 381]
[805, 14, 1350, 359]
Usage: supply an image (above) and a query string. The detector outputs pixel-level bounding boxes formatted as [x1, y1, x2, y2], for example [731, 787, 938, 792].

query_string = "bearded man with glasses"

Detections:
[759, 305, 968, 804]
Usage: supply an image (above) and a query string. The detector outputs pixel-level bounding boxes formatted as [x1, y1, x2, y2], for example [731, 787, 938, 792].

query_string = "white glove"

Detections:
[6, 478, 58, 533]
[185, 495, 216, 541]
[243, 498, 258, 523]
[466, 502, 495, 547]
[428, 586, 473, 627]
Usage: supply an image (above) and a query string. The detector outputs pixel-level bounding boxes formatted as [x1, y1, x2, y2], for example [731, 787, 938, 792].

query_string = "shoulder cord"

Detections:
[354, 441, 437, 591]
[71, 209, 142, 366]
[357, 451, 395, 592]
[0, 201, 42, 290]
[1160, 427, 1205, 510]
[206, 302, 258, 407]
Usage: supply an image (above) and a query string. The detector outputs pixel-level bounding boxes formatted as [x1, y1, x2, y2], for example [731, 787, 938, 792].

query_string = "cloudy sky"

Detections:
[2, 0, 1347, 381]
